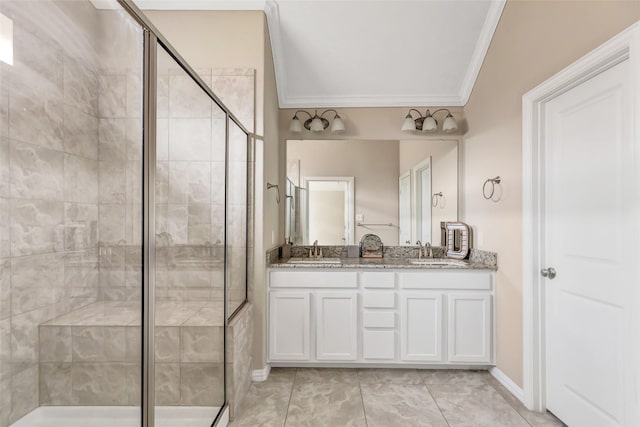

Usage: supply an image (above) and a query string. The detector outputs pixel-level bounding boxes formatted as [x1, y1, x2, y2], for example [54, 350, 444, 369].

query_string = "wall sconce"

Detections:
[401, 108, 458, 133]
[289, 109, 345, 134]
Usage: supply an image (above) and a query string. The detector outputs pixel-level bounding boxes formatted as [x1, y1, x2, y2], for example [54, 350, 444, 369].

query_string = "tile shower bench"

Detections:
[38, 301, 223, 406]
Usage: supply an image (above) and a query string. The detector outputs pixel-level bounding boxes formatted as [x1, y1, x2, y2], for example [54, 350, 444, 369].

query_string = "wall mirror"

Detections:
[286, 139, 459, 246]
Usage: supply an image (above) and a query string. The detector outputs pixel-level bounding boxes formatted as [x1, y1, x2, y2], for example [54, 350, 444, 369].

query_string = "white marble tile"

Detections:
[71, 362, 127, 405]
[230, 381, 292, 427]
[286, 382, 366, 427]
[10, 364, 39, 423]
[295, 368, 358, 384]
[39, 362, 75, 405]
[10, 199, 64, 256]
[418, 369, 491, 386]
[64, 56, 98, 117]
[98, 74, 126, 118]
[98, 204, 125, 245]
[155, 362, 180, 405]
[98, 118, 127, 163]
[361, 383, 447, 427]
[154, 326, 179, 363]
[99, 161, 126, 204]
[180, 363, 224, 406]
[39, 326, 72, 362]
[429, 383, 530, 427]
[63, 104, 98, 160]
[168, 118, 211, 161]
[356, 368, 422, 385]
[180, 326, 223, 362]
[11, 140, 64, 201]
[169, 74, 212, 119]
[64, 153, 99, 204]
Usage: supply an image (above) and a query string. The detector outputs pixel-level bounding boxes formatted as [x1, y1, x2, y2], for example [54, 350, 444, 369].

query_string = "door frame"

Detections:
[411, 156, 432, 244]
[522, 22, 640, 418]
[302, 176, 355, 245]
[398, 170, 412, 245]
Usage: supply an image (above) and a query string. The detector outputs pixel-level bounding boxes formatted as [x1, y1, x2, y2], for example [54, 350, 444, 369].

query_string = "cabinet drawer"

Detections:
[363, 292, 395, 308]
[400, 271, 492, 290]
[363, 330, 395, 360]
[361, 272, 395, 288]
[363, 311, 395, 328]
[270, 271, 358, 288]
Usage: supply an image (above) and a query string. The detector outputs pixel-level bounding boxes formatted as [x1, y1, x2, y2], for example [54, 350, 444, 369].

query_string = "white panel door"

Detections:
[398, 171, 412, 245]
[544, 60, 635, 426]
[316, 292, 358, 360]
[447, 293, 491, 363]
[269, 292, 311, 361]
[400, 292, 442, 361]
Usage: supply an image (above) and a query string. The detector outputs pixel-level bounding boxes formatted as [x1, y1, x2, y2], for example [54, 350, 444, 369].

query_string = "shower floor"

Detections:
[10, 406, 228, 427]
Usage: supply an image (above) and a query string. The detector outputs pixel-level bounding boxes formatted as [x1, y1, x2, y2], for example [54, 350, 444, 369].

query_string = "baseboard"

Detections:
[251, 365, 271, 382]
[490, 367, 525, 404]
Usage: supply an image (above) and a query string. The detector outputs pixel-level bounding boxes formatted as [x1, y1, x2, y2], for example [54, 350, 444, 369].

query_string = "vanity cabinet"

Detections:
[267, 268, 494, 366]
[316, 292, 358, 360]
[401, 292, 443, 362]
[268, 292, 311, 360]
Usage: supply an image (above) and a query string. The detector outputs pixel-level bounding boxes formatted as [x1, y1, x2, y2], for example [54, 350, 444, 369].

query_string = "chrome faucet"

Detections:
[415, 240, 423, 259]
[424, 242, 433, 258]
[310, 240, 320, 258]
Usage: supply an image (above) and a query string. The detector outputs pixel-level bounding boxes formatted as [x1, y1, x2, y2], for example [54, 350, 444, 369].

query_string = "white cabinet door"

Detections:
[447, 293, 491, 363]
[316, 292, 358, 361]
[269, 292, 311, 361]
[401, 292, 443, 362]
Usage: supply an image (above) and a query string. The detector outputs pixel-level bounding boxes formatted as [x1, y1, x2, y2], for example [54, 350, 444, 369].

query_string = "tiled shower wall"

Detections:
[0, 2, 118, 424]
[0, 2, 255, 425]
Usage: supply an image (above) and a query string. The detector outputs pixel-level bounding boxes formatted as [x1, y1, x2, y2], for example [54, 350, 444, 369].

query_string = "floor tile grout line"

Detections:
[425, 383, 452, 427]
[282, 368, 296, 427]
[485, 379, 534, 427]
[357, 375, 369, 427]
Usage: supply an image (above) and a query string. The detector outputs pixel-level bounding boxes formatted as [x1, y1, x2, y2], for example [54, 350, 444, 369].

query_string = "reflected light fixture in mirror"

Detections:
[289, 109, 346, 134]
[401, 108, 458, 133]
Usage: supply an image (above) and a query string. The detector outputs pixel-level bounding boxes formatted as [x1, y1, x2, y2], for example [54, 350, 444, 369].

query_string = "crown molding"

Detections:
[278, 94, 464, 109]
[458, 0, 506, 105]
[264, 0, 289, 107]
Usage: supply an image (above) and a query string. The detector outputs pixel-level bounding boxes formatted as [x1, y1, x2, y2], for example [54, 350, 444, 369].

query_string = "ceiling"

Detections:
[128, 0, 506, 108]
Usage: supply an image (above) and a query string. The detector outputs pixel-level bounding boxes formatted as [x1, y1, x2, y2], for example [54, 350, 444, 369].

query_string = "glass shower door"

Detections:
[153, 45, 226, 425]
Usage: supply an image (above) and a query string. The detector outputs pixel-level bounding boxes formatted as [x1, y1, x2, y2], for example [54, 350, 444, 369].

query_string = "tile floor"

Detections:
[229, 368, 565, 427]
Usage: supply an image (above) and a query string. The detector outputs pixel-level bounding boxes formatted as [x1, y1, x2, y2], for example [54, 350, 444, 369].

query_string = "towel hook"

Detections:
[267, 182, 280, 204]
[431, 192, 443, 207]
[482, 176, 501, 201]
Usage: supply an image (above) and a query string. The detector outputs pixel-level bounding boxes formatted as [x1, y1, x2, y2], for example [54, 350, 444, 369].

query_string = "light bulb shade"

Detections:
[422, 116, 438, 132]
[442, 114, 458, 132]
[289, 116, 303, 133]
[310, 116, 324, 132]
[331, 115, 345, 133]
[401, 115, 416, 132]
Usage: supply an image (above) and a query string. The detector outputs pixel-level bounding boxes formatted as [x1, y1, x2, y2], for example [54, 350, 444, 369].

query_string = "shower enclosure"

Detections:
[0, 1, 249, 426]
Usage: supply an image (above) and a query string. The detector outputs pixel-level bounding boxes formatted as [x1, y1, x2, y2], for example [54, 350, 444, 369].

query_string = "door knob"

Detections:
[541, 267, 557, 279]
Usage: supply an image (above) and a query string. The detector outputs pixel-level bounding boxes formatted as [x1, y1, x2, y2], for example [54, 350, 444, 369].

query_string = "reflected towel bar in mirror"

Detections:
[357, 222, 393, 227]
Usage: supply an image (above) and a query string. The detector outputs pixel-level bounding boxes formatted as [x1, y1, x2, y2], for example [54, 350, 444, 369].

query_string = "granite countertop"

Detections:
[268, 257, 496, 270]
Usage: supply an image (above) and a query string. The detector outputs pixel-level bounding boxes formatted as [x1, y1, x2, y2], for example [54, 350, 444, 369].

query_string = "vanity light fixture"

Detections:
[401, 108, 458, 133]
[289, 109, 345, 134]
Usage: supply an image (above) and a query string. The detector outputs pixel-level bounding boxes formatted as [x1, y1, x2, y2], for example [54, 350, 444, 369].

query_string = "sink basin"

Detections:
[409, 258, 468, 266]
[287, 257, 342, 265]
